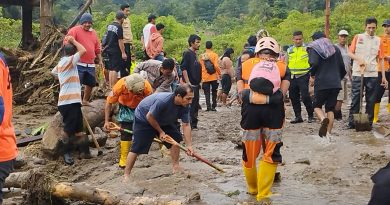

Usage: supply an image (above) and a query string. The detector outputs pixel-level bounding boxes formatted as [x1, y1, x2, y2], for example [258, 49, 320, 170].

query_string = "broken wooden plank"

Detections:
[17, 135, 43, 147]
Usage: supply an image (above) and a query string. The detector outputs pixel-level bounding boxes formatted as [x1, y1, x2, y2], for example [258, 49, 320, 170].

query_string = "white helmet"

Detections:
[255, 37, 280, 54]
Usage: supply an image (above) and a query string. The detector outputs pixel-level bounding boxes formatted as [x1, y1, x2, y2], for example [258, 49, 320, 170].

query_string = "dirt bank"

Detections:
[3, 98, 390, 205]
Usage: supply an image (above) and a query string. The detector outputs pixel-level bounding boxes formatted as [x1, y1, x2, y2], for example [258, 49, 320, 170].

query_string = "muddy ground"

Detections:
[3, 94, 390, 205]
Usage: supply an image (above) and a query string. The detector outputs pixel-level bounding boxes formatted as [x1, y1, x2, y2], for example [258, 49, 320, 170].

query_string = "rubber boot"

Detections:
[62, 137, 74, 165]
[242, 165, 257, 195]
[373, 103, 380, 123]
[79, 135, 92, 159]
[119, 140, 131, 168]
[256, 160, 277, 201]
[204, 88, 211, 111]
[387, 103, 390, 113]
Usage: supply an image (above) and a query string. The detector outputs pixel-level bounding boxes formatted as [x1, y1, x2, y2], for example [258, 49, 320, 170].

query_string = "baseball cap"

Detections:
[382, 19, 390, 27]
[338, 30, 349, 36]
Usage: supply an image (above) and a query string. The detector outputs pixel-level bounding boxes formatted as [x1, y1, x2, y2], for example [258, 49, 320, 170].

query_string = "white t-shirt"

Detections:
[142, 23, 156, 48]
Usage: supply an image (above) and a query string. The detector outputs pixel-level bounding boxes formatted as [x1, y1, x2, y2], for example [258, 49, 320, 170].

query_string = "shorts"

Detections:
[337, 79, 348, 101]
[221, 74, 232, 95]
[58, 103, 83, 135]
[105, 52, 123, 72]
[77, 65, 96, 87]
[0, 159, 15, 204]
[131, 120, 183, 154]
[313, 88, 340, 113]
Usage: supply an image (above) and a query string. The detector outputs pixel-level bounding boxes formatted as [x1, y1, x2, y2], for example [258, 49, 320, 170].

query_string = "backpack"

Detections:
[204, 59, 216, 74]
[249, 60, 280, 94]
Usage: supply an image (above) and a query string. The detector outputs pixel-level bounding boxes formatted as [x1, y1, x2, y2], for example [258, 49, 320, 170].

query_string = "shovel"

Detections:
[107, 122, 225, 173]
[353, 71, 371, 131]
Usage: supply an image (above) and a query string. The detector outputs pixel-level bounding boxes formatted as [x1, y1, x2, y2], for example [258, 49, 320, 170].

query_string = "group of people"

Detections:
[0, 3, 390, 203]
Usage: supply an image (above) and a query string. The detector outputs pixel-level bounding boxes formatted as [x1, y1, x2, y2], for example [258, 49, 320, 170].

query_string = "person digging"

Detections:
[103, 73, 153, 168]
[123, 84, 194, 181]
[51, 36, 91, 165]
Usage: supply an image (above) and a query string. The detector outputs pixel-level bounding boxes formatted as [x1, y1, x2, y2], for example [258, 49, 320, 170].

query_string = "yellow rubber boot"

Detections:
[242, 165, 258, 195]
[119, 141, 131, 168]
[373, 103, 380, 123]
[256, 160, 277, 201]
[387, 103, 390, 113]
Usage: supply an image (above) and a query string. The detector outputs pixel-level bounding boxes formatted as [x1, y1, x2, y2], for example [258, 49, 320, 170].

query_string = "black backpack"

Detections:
[204, 59, 216, 74]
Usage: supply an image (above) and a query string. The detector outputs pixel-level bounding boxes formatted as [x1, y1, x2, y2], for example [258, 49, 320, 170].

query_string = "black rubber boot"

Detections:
[62, 137, 74, 165]
[79, 135, 92, 159]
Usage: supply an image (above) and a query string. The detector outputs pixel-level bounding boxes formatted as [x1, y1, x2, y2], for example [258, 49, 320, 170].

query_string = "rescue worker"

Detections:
[103, 73, 153, 168]
[240, 37, 290, 201]
[374, 19, 390, 123]
[286, 31, 314, 123]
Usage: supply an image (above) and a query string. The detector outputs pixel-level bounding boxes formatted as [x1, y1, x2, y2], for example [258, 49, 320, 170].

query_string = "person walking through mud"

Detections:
[181, 34, 202, 129]
[103, 73, 153, 168]
[0, 52, 18, 205]
[334, 30, 352, 121]
[347, 17, 388, 129]
[200, 41, 221, 111]
[51, 36, 91, 165]
[104, 11, 127, 87]
[240, 37, 290, 202]
[373, 19, 390, 123]
[66, 13, 103, 106]
[123, 84, 194, 181]
[307, 31, 346, 137]
[219, 48, 235, 106]
[286, 31, 314, 124]
[133, 58, 175, 92]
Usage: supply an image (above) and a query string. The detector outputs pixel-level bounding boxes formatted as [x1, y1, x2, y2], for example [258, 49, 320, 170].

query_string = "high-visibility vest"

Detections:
[241, 58, 286, 89]
[287, 46, 310, 75]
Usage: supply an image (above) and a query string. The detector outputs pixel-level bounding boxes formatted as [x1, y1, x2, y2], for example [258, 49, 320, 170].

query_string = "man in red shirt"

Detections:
[67, 13, 103, 106]
[0, 52, 17, 204]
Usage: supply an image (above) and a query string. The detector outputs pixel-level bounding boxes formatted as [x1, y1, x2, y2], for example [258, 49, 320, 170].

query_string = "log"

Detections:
[42, 99, 106, 156]
[4, 171, 125, 205]
[4, 171, 185, 205]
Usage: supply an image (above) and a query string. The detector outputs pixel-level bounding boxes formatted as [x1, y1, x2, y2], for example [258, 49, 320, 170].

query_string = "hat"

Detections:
[79, 13, 93, 24]
[382, 19, 390, 27]
[116, 11, 126, 20]
[311, 31, 326, 40]
[124, 73, 145, 94]
[338, 30, 349, 36]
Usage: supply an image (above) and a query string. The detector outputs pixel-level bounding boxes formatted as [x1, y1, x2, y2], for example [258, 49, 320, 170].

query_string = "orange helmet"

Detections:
[255, 37, 280, 54]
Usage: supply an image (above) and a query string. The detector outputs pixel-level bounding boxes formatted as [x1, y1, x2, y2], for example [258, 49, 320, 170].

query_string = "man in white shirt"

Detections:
[141, 14, 157, 60]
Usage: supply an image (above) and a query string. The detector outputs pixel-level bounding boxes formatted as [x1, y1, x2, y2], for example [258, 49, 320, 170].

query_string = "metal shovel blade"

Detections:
[353, 113, 371, 131]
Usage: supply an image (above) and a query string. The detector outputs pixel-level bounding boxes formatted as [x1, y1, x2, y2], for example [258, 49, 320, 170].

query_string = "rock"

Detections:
[187, 192, 201, 202]
[14, 155, 26, 169]
[32, 157, 47, 165]
[42, 99, 106, 157]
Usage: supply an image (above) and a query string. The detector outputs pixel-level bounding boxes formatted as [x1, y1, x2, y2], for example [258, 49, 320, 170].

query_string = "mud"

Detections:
[3, 97, 390, 205]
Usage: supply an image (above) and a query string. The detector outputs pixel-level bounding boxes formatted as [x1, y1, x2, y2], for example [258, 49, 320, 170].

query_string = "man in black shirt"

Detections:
[105, 11, 126, 87]
[181, 34, 201, 129]
[308, 31, 346, 137]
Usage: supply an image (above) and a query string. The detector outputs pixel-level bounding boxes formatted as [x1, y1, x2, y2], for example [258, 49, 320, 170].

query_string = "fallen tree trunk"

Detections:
[4, 171, 185, 205]
[42, 99, 106, 156]
[4, 170, 125, 205]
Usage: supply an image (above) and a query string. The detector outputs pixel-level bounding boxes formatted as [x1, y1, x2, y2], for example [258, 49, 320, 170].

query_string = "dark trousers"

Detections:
[190, 85, 200, 128]
[375, 72, 390, 103]
[121, 43, 132, 77]
[289, 73, 314, 118]
[202, 80, 218, 109]
[0, 159, 15, 204]
[348, 76, 377, 125]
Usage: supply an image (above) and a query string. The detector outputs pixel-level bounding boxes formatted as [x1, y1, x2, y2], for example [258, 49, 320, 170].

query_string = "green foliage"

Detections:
[0, 17, 22, 47]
